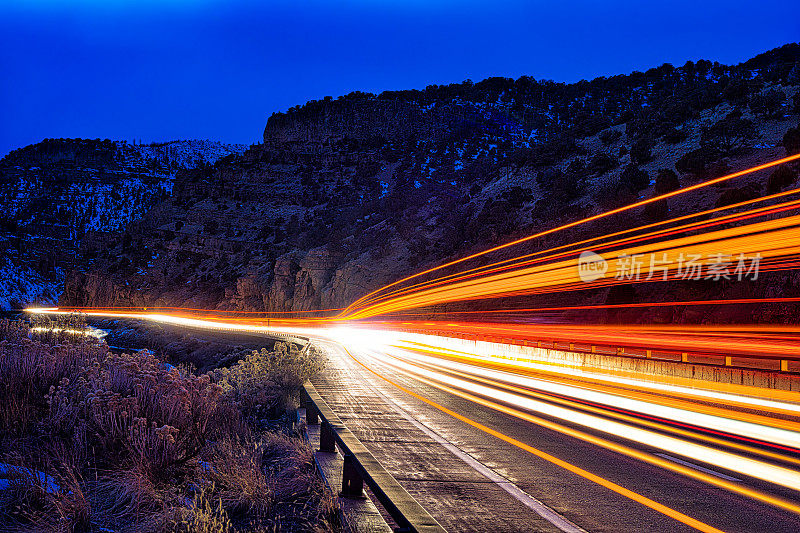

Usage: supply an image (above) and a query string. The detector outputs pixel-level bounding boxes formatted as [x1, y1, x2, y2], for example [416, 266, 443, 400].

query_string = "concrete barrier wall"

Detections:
[405, 333, 800, 393]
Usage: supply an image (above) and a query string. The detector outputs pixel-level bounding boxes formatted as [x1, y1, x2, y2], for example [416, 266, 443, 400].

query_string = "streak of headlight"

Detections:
[387, 297, 800, 317]
[38, 305, 345, 316]
[25, 309, 278, 333]
[374, 346, 800, 476]
[345, 346, 800, 517]
[394, 321, 800, 359]
[383, 342, 800, 446]
[402, 350, 800, 467]
[395, 338, 800, 417]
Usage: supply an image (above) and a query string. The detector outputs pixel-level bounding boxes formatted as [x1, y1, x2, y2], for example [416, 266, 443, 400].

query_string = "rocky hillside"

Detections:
[0, 139, 246, 309]
[41, 45, 800, 321]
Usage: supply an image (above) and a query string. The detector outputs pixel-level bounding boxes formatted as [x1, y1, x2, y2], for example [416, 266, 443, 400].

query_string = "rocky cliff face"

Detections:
[21, 45, 800, 322]
[0, 139, 246, 309]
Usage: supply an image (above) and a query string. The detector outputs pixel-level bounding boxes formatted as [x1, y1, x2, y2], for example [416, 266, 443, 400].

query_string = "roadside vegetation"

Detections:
[0, 316, 335, 532]
[97, 318, 281, 374]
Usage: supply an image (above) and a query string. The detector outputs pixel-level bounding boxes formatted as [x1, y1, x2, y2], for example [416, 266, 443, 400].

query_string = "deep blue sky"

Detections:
[1, 0, 798, 157]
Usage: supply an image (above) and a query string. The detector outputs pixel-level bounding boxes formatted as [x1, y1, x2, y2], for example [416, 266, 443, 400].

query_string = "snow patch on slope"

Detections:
[0, 255, 61, 310]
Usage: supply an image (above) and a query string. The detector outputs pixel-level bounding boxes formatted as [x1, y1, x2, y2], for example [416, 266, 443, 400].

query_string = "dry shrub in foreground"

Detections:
[0, 320, 336, 532]
[0, 319, 107, 435]
[214, 343, 325, 421]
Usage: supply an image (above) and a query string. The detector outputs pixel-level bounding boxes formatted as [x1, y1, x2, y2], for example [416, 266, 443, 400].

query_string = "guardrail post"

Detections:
[303, 381, 446, 532]
[304, 392, 320, 425]
[341, 453, 364, 498]
[320, 420, 336, 453]
[781, 360, 790, 372]
[724, 356, 733, 367]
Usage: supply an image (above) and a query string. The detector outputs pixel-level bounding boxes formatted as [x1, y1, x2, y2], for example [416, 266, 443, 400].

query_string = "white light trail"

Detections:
[356, 345, 800, 493]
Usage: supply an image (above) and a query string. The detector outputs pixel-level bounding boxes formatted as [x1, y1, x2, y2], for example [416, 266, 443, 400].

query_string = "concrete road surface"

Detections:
[309, 338, 800, 533]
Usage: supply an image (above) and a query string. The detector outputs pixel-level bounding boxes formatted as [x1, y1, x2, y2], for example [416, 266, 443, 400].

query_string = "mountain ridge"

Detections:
[4, 43, 800, 322]
[0, 139, 247, 309]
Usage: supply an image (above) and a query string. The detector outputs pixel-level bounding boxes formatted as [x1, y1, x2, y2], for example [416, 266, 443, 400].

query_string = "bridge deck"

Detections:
[311, 341, 575, 533]
[309, 339, 800, 533]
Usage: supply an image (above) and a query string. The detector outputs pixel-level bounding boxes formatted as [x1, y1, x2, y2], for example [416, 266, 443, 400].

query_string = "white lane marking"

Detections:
[323, 341, 587, 533]
[655, 453, 742, 481]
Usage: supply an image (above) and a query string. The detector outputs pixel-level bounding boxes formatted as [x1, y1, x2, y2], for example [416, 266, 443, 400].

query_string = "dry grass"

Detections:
[0, 319, 337, 532]
[214, 342, 324, 421]
[173, 487, 235, 533]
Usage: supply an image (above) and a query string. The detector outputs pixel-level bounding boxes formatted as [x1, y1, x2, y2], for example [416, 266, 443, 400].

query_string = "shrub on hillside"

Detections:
[749, 88, 785, 119]
[500, 186, 534, 208]
[214, 342, 324, 420]
[536, 166, 586, 202]
[589, 152, 619, 175]
[700, 110, 756, 155]
[767, 165, 798, 193]
[715, 183, 763, 208]
[654, 169, 681, 195]
[599, 129, 622, 146]
[643, 199, 669, 221]
[784, 126, 800, 155]
[630, 137, 653, 164]
[675, 146, 721, 178]
[618, 164, 650, 193]
[663, 126, 688, 144]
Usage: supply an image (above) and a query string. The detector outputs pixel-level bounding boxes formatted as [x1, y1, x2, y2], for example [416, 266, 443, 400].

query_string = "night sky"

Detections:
[1, 0, 798, 157]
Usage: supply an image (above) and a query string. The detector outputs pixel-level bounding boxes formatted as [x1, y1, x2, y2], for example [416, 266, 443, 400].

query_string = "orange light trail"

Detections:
[348, 196, 800, 312]
[351, 187, 800, 310]
[343, 214, 800, 319]
[341, 153, 800, 315]
[23, 154, 800, 530]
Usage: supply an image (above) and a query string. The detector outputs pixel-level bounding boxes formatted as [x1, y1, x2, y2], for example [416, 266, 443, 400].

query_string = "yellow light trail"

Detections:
[343, 345, 730, 532]
[394, 339, 800, 420]
[372, 345, 800, 481]
[351, 188, 800, 311]
[345, 214, 800, 318]
[342, 153, 800, 315]
[403, 348, 800, 468]
[343, 342, 800, 513]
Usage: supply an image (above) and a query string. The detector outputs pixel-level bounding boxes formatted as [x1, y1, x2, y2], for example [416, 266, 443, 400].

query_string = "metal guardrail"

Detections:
[269, 332, 310, 347]
[301, 382, 446, 533]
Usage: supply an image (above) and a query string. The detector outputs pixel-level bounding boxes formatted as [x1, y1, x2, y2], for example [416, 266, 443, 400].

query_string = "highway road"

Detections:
[306, 332, 800, 533]
[24, 153, 800, 532]
[28, 308, 800, 532]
